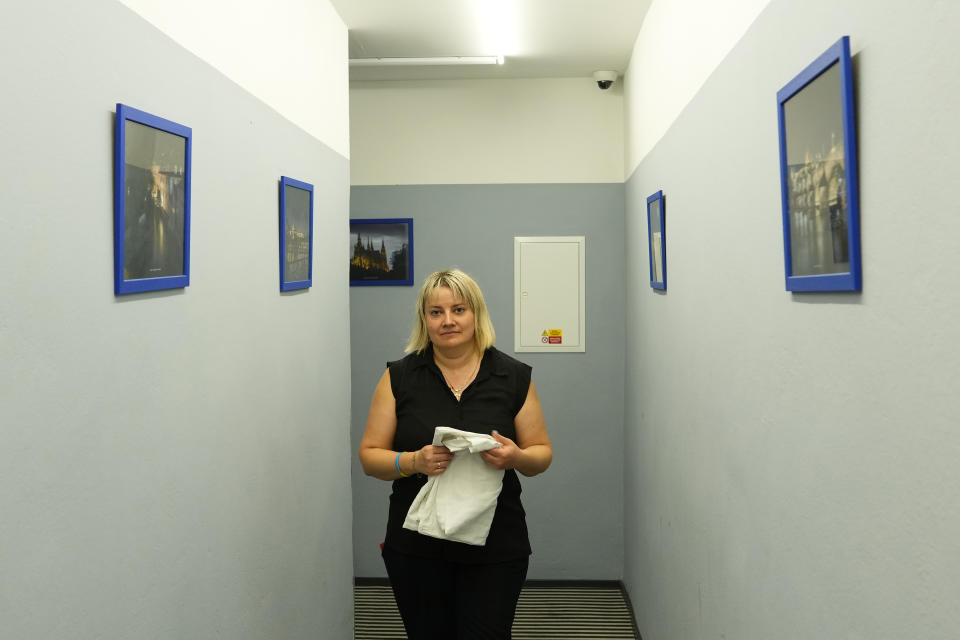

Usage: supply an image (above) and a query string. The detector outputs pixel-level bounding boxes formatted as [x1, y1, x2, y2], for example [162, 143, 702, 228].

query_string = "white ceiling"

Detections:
[330, 0, 653, 81]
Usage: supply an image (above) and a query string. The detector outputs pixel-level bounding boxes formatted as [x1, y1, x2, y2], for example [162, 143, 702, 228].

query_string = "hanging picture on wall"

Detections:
[279, 176, 314, 291]
[114, 104, 192, 295]
[349, 218, 414, 286]
[647, 190, 666, 290]
[777, 36, 861, 292]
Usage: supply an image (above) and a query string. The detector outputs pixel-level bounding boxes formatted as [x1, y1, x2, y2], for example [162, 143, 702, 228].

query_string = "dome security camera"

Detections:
[593, 70, 618, 90]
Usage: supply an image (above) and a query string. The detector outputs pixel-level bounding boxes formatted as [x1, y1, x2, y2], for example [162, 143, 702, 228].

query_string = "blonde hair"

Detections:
[406, 269, 496, 354]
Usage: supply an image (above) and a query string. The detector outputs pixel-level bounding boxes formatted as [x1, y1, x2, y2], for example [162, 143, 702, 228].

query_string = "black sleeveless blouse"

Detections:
[383, 346, 533, 563]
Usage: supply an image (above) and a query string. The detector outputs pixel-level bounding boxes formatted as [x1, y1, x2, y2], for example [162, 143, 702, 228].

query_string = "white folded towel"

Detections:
[403, 426, 504, 546]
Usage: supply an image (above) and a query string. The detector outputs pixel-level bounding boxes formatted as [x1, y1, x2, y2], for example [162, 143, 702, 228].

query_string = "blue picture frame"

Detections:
[777, 36, 861, 292]
[647, 190, 666, 290]
[114, 103, 192, 295]
[349, 218, 414, 286]
[279, 176, 314, 291]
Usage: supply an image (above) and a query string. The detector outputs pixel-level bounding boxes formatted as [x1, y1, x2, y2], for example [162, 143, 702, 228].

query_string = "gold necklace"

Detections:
[440, 357, 480, 401]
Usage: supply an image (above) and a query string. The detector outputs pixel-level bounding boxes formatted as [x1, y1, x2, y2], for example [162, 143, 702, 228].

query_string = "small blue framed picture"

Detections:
[349, 218, 414, 286]
[279, 176, 314, 291]
[647, 190, 666, 290]
[777, 36, 861, 292]
[114, 103, 192, 295]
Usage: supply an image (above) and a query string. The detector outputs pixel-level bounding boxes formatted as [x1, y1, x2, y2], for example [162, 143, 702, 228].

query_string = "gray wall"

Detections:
[0, 1, 354, 638]
[350, 183, 626, 579]
[623, 0, 960, 638]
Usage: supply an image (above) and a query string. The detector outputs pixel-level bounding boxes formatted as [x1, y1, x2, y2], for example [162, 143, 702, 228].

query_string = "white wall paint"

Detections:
[0, 1, 353, 637]
[623, 0, 770, 176]
[118, 0, 350, 158]
[622, 0, 960, 638]
[350, 78, 623, 185]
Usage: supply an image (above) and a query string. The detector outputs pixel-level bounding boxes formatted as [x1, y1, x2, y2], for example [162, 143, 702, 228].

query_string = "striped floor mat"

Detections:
[354, 581, 638, 639]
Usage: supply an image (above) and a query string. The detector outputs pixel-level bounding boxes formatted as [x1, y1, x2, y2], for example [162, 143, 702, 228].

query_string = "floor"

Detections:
[354, 580, 639, 639]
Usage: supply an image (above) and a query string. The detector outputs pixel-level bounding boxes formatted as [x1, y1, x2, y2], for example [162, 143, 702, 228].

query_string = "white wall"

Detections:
[622, 0, 960, 638]
[0, 1, 353, 638]
[350, 77, 623, 185]
[118, 0, 350, 158]
[623, 0, 770, 174]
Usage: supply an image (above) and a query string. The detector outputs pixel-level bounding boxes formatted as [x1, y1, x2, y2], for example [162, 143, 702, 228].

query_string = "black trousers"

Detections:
[382, 546, 529, 640]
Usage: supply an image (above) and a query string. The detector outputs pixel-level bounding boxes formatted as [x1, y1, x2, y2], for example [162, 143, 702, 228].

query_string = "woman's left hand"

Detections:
[480, 430, 522, 470]
[488, 380, 552, 477]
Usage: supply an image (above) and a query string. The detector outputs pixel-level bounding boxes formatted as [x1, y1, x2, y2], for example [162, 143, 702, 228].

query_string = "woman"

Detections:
[359, 269, 552, 640]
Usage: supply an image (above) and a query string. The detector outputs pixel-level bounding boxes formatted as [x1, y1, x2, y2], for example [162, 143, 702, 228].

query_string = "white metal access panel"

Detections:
[514, 236, 585, 353]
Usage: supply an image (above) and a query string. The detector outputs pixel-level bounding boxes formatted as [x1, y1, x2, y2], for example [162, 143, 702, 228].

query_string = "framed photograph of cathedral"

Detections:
[114, 103, 192, 295]
[279, 176, 314, 291]
[777, 35, 861, 292]
[349, 218, 414, 286]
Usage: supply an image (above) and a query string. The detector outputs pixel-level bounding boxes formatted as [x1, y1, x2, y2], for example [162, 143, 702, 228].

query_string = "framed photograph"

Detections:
[279, 176, 314, 291]
[777, 36, 861, 292]
[647, 190, 666, 290]
[114, 103, 191, 295]
[349, 218, 414, 286]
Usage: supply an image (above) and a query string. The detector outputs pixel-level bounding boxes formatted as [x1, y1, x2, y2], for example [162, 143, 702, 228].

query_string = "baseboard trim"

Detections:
[357, 576, 622, 588]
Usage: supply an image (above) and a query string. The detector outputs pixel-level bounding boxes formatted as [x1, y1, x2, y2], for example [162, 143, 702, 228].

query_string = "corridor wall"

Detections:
[0, 1, 353, 638]
[349, 183, 625, 579]
[622, 0, 960, 638]
[348, 78, 627, 579]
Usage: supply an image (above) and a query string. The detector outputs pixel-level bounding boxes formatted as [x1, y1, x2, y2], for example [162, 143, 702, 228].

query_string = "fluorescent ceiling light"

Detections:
[472, 0, 520, 56]
[349, 56, 505, 67]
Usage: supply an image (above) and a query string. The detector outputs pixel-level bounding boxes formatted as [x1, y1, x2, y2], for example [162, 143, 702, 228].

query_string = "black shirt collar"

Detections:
[410, 344, 506, 381]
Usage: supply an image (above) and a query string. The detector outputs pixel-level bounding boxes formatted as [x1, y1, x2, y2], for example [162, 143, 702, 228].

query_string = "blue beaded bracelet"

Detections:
[395, 452, 409, 477]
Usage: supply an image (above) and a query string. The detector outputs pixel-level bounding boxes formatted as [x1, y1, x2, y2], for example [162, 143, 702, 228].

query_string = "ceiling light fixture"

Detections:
[349, 56, 505, 67]
[471, 0, 519, 57]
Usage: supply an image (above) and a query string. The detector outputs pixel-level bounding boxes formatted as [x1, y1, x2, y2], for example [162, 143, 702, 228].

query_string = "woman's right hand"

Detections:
[415, 445, 453, 475]
[358, 369, 455, 479]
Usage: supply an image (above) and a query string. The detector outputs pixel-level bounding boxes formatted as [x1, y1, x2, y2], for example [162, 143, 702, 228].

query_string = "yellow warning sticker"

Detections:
[541, 330, 548, 336]
[548, 329, 562, 337]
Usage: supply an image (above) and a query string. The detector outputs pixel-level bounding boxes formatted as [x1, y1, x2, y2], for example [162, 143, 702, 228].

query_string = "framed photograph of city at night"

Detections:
[647, 190, 666, 291]
[777, 36, 861, 292]
[349, 218, 413, 286]
[279, 176, 314, 291]
[114, 103, 191, 295]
